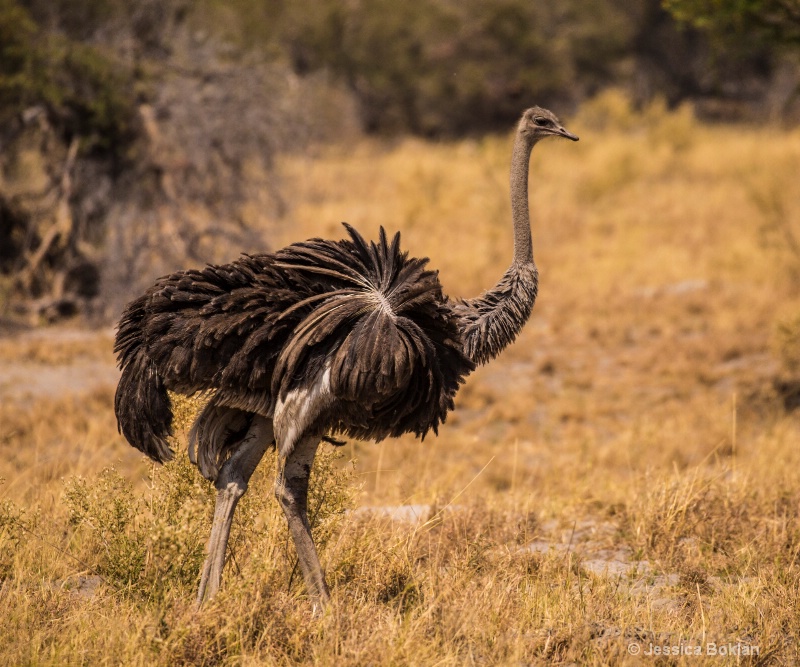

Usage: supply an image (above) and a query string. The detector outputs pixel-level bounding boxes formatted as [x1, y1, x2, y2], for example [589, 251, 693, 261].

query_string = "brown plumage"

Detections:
[116, 225, 473, 465]
[114, 106, 578, 611]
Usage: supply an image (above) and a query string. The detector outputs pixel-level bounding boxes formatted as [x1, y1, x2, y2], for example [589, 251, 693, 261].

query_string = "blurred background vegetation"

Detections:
[1, 0, 799, 322]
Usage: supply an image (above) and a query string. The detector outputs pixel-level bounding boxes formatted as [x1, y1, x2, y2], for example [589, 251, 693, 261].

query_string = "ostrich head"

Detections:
[519, 106, 579, 143]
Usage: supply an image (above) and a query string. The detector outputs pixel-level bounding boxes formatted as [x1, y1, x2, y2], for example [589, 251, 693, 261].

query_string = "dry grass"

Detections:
[1, 91, 800, 664]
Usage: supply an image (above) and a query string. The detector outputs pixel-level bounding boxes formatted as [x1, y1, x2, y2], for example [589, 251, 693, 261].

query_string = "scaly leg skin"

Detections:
[196, 415, 274, 606]
[274, 434, 330, 614]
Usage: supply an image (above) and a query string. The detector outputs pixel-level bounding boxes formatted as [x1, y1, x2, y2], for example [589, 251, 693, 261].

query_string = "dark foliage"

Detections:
[197, 0, 800, 134]
[665, 0, 800, 48]
[0, 0, 353, 322]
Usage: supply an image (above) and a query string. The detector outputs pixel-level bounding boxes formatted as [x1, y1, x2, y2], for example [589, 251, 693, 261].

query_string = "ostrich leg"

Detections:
[196, 415, 273, 605]
[274, 434, 330, 611]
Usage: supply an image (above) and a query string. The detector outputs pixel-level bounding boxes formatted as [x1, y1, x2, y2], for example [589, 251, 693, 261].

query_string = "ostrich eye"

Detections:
[534, 117, 550, 127]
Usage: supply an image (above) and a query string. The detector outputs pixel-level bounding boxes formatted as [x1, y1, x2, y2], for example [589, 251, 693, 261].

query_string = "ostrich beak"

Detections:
[557, 126, 579, 141]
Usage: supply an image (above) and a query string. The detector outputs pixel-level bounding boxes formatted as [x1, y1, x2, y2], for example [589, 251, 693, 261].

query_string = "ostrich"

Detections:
[114, 106, 578, 610]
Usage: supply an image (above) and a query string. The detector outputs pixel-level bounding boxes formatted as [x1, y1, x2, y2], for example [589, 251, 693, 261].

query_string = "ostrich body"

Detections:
[114, 107, 578, 609]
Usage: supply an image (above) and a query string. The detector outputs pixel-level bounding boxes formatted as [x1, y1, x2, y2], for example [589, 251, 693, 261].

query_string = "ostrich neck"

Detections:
[454, 130, 540, 366]
[510, 132, 535, 266]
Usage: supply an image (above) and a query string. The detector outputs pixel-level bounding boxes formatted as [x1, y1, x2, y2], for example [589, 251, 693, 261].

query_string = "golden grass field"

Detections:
[2, 92, 800, 664]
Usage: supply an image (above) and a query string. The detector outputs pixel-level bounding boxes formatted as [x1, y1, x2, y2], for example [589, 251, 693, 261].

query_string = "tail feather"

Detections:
[271, 224, 475, 440]
[114, 294, 175, 462]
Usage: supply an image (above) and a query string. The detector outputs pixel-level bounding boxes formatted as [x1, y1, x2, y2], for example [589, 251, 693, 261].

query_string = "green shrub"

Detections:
[64, 462, 210, 596]
[0, 0, 137, 157]
[196, 0, 634, 135]
[63, 436, 355, 600]
[0, 494, 31, 578]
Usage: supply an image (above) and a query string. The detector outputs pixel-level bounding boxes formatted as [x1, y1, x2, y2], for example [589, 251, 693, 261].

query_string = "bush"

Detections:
[0, 493, 32, 578]
[0, 0, 137, 157]
[64, 463, 210, 595]
[63, 425, 355, 600]
[274, 0, 633, 135]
